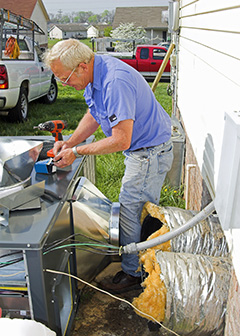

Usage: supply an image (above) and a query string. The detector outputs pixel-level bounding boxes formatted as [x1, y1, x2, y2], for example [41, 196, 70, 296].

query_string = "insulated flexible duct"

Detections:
[123, 201, 215, 254]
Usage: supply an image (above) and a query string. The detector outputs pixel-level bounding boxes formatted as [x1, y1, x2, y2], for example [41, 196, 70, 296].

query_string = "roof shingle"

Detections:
[113, 6, 168, 29]
[0, 0, 48, 20]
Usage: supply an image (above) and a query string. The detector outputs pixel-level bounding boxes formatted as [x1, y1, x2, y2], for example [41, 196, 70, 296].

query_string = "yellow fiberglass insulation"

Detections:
[140, 201, 167, 225]
[133, 202, 171, 322]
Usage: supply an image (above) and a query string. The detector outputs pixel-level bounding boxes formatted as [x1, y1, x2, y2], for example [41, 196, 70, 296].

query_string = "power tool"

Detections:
[34, 120, 67, 141]
[34, 120, 67, 173]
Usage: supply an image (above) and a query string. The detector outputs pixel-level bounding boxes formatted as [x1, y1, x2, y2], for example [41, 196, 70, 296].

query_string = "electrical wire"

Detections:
[0, 251, 22, 259]
[73, 248, 119, 256]
[43, 242, 120, 256]
[0, 257, 23, 268]
[44, 232, 118, 253]
[0, 251, 23, 268]
[0, 270, 25, 277]
[45, 268, 180, 336]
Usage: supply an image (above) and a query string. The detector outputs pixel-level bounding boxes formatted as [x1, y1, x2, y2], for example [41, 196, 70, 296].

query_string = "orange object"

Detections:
[34, 120, 67, 158]
[34, 120, 67, 141]
[4, 36, 20, 59]
[47, 148, 54, 157]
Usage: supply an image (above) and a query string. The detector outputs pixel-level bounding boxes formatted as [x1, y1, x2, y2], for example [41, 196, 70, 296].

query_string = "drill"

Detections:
[34, 120, 68, 158]
[34, 120, 67, 141]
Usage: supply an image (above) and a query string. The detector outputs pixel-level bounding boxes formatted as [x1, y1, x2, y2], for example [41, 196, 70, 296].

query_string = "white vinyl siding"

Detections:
[177, 0, 240, 195]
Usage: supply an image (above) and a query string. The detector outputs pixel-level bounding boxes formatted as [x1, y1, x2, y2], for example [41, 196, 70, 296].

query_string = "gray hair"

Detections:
[43, 38, 94, 69]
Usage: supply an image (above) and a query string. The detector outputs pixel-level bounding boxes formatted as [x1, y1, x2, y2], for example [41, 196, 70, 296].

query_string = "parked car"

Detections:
[0, 8, 58, 122]
[158, 42, 171, 49]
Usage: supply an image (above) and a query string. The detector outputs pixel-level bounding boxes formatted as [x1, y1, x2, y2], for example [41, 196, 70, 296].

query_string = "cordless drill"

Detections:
[34, 120, 68, 158]
[34, 120, 67, 141]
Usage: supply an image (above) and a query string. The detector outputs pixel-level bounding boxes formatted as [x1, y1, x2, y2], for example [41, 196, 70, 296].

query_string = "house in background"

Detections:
[0, 0, 49, 47]
[112, 6, 169, 44]
[87, 23, 110, 38]
[87, 25, 99, 39]
[49, 23, 111, 40]
[169, 0, 240, 334]
[49, 23, 88, 40]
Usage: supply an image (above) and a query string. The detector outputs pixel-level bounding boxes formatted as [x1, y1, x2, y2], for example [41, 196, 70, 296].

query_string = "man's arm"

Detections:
[54, 119, 134, 168]
[65, 110, 99, 147]
[53, 110, 99, 156]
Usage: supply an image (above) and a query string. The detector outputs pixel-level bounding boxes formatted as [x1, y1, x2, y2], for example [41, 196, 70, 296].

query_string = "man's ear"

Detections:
[78, 62, 88, 71]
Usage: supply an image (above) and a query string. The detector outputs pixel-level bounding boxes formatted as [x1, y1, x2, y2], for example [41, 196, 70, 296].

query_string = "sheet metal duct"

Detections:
[72, 177, 119, 282]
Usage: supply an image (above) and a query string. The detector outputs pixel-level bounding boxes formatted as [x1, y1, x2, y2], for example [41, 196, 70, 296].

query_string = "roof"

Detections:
[53, 23, 89, 32]
[93, 23, 111, 31]
[0, 0, 49, 21]
[113, 6, 168, 29]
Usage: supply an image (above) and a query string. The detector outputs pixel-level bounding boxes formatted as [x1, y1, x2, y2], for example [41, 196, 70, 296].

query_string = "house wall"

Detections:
[87, 26, 99, 38]
[49, 27, 88, 40]
[31, 2, 48, 47]
[175, 1, 240, 334]
[49, 26, 63, 39]
[146, 28, 167, 44]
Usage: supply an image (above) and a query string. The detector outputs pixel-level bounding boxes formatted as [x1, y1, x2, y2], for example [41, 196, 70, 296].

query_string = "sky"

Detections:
[42, 0, 169, 15]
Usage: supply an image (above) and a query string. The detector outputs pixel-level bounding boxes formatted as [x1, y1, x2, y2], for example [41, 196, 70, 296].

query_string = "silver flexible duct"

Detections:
[122, 201, 215, 254]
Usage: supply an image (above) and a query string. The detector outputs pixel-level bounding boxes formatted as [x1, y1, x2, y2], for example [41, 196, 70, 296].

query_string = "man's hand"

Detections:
[52, 141, 69, 156]
[53, 147, 76, 168]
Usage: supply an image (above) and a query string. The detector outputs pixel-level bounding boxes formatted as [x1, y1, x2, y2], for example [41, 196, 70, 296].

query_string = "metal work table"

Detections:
[0, 155, 84, 249]
[0, 135, 94, 336]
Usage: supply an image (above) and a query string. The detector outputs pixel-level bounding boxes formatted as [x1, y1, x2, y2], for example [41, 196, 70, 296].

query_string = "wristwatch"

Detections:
[72, 146, 81, 158]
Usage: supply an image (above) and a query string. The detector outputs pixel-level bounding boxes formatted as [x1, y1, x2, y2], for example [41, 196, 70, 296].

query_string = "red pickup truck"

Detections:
[112, 45, 171, 82]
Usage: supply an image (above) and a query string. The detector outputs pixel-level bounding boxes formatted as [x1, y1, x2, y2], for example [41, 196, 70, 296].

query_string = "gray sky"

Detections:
[42, 0, 169, 15]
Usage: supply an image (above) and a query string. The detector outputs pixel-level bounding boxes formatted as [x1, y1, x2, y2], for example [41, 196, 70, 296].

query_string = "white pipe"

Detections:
[122, 200, 215, 254]
[185, 164, 196, 209]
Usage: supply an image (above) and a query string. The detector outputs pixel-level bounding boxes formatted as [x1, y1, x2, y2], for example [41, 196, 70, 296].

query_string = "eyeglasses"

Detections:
[55, 67, 76, 85]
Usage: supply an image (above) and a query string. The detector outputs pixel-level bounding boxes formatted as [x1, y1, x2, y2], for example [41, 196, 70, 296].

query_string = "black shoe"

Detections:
[98, 270, 142, 294]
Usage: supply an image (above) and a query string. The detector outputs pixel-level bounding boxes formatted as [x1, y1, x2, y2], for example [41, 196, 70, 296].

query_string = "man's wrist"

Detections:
[72, 146, 81, 158]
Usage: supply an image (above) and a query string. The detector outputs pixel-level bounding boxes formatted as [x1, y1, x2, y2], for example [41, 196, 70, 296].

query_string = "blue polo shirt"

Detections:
[83, 54, 171, 151]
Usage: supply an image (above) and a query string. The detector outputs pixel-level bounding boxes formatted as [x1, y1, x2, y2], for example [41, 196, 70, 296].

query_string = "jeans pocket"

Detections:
[128, 150, 149, 162]
[157, 144, 174, 173]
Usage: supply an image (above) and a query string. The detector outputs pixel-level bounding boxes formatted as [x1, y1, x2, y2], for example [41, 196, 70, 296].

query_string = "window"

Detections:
[153, 49, 167, 60]
[140, 48, 149, 60]
[18, 39, 29, 51]
[35, 45, 44, 62]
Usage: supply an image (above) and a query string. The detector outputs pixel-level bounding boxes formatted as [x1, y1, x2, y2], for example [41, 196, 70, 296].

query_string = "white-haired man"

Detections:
[44, 39, 173, 293]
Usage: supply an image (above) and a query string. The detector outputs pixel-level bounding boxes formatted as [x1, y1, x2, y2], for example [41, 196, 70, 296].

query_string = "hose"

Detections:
[122, 201, 215, 254]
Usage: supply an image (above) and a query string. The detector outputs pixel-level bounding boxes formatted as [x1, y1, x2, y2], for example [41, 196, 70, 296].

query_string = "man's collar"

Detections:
[92, 54, 102, 90]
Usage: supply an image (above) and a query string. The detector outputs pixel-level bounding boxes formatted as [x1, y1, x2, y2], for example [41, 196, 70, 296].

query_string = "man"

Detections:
[44, 39, 173, 293]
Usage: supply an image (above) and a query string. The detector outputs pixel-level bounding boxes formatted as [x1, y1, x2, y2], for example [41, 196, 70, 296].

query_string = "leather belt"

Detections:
[133, 146, 153, 152]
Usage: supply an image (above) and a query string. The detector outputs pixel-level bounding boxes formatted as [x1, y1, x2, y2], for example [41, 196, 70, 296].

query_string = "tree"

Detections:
[110, 23, 146, 51]
[88, 14, 101, 24]
[104, 26, 112, 37]
[48, 9, 115, 25]
[101, 10, 114, 24]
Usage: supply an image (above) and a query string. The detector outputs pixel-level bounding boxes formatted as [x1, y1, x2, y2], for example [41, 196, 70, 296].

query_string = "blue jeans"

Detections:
[119, 139, 173, 277]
